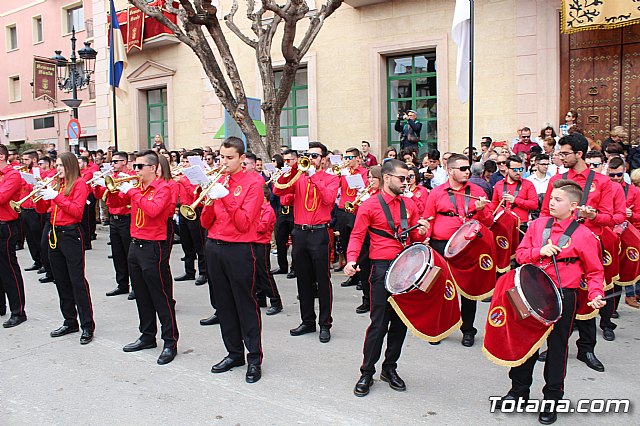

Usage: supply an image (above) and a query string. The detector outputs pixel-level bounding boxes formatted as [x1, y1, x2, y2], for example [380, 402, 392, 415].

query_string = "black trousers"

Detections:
[110, 215, 131, 290]
[358, 236, 371, 305]
[360, 260, 407, 375]
[599, 287, 617, 331]
[40, 214, 51, 275]
[292, 227, 333, 328]
[0, 220, 26, 317]
[509, 289, 577, 401]
[48, 225, 94, 331]
[80, 193, 95, 249]
[206, 239, 262, 365]
[21, 208, 43, 265]
[275, 211, 294, 271]
[128, 239, 178, 349]
[254, 243, 282, 306]
[431, 239, 477, 335]
[337, 208, 360, 281]
[179, 209, 206, 277]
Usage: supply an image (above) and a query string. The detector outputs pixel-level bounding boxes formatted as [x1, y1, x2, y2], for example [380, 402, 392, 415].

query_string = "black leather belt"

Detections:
[54, 224, 80, 231]
[131, 238, 164, 245]
[111, 214, 131, 220]
[294, 224, 328, 231]
[208, 238, 246, 245]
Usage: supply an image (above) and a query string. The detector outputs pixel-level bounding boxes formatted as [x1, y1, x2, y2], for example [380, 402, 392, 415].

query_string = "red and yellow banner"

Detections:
[562, 0, 640, 34]
[127, 6, 144, 53]
[33, 57, 57, 102]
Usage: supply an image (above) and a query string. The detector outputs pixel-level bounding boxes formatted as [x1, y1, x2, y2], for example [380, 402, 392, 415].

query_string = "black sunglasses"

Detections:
[132, 163, 152, 170]
[111, 159, 124, 164]
[307, 153, 321, 159]
[450, 166, 471, 172]
[387, 174, 408, 183]
[344, 155, 355, 160]
[609, 172, 624, 177]
[589, 163, 601, 168]
[496, 161, 506, 165]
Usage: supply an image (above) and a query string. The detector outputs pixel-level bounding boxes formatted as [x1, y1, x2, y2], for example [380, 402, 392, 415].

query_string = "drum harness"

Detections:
[502, 180, 522, 208]
[368, 194, 409, 245]
[439, 186, 476, 220]
[541, 218, 581, 299]
[562, 170, 595, 224]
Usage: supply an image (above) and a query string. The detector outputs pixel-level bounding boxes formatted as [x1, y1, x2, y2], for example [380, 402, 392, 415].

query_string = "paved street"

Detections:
[1, 226, 638, 425]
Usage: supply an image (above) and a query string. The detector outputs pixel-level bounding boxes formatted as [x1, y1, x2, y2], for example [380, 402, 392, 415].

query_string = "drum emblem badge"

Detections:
[590, 183, 596, 193]
[234, 185, 242, 196]
[626, 247, 639, 262]
[489, 306, 507, 327]
[579, 280, 588, 290]
[603, 250, 612, 266]
[496, 236, 509, 250]
[444, 280, 456, 300]
[147, 190, 154, 201]
[479, 254, 494, 270]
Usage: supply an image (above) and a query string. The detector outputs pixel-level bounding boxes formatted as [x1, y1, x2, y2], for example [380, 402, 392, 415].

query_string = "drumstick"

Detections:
[551, 252, 564, 299]
[596, 289, 625, 301]
[445, 188, 483, 201]
[398, 217, 434, 236]
[492, 198, 505, 216]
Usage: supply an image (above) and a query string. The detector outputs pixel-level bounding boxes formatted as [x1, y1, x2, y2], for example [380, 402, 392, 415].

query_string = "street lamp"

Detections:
[51, 27, 97, 149]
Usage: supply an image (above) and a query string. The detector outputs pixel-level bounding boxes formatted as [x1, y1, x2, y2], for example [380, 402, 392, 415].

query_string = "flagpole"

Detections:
[110, 1, 119, 151]
[468, 0, 474, 163]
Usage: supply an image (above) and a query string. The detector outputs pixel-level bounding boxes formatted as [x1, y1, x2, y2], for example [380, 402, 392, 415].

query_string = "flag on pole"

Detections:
[109, 0, 127, 88]
[452, 0, 471, 103]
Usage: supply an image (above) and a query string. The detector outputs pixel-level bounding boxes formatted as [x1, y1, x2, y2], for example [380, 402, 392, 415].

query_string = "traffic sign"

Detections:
[67, 118, 81, 141]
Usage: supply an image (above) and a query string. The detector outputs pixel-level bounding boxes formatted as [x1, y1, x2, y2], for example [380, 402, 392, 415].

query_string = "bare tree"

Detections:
[127, 0, 343, 158]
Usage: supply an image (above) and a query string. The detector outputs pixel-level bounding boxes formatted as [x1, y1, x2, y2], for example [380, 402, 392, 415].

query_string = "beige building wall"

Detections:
[94, 0, 563, 158]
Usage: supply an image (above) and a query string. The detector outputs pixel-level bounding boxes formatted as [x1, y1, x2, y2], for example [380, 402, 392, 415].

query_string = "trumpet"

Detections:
[272, 156, 311, 190]
[105, 175, 139, 192]
[180, 166, 229, 220]
[344, 182, 374, 213]
[265, 168, 286, 185]
[9, 172, 60, 213]
[86, 169, 113, 187]
[171, 165, 186, 177]
[14, 165, 28, 173]
[193, 165, 227, 195]
[332, 161, 350, 175]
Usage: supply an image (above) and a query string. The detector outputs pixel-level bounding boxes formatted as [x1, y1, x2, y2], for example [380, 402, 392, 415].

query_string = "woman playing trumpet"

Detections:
[35, 152, 95, 345]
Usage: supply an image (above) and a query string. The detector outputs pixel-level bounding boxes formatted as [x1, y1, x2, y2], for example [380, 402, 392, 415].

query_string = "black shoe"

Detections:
[602, 328, 615, 341]
[611, 311, 619, 319]
[461, 333, 475, 347]
[211, 356, 245, 373]
[577, 352, 604, 372]
[157, 347, 177, 365]
[37, 267, 46, 274]
[538, 350, 548, 362]
[271, 268, 287, 275]
[107, 241, 112, 246]
[290, 324, 316, 336]
[353, 374, 373, 397]
[24, 263, 42, 272]
[246, 364, 261, 383]
[200, 314, 219, 326]
[174, 274, 195, 281]
[128, 291, 136, 300]
[355, 302, 370, 314]
[39, 275, 54, 283]
[195, 275, 207, 286]
[266, 305, 283, 316]
[319, 327, 331, 343]
[538, 406, 557, 425]
[341, 277, 358, 287]
[123, 339, 157, 352]
[380, 369, 406, 392]
[106, 287, 129, 297]
[0, 305, 5, 316]
[356, 282, 363, 291]
[3, 315, 27, 328]
[286, 270, 296, 279]
[80, 330, 93, 345]
[50, 325, 79, 337]
[108, 255, 113, 259]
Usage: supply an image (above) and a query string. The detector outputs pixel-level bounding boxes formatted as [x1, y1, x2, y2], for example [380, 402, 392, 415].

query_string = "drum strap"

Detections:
[562, 170, 594, 207]
[624, 183, 629, 199]
[541, 218, 580, 258]
[371, 193, 408, 244]
[448, 185, 472, 218]
[502, 180, 522, 202]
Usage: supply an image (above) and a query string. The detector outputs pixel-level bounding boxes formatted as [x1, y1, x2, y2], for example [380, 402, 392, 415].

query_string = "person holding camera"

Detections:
[395, 110, 422, 153]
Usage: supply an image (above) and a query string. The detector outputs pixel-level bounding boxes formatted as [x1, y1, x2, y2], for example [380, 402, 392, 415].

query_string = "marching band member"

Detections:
[423, 153, 493, 347]
[345, 159, 429, 396]
[336, 147, 368, 288]
[78, 156, 98, 250]
[403, 165, 428, 215]
[494, 179, 605, 425]
[0, 144, 27, 327]
[18, 149, 44, 272]
[255, 186, 283, 315]
[200, 137, 264, 383]
[35, 152, 94, 344]
[92, 151, 134, 298]
[271, 150, 297, 279]
[539, 133, 613, 372]
[118, 150, 178, 365]
[273, 142, 340, 343]
[157, 154, 179, 256]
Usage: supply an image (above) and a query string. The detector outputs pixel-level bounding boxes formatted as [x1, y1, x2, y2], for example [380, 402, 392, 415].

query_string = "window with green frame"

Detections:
[147, 88, 168, 148]
[275, 68, 309, 146]
[387, 52, 437, 155]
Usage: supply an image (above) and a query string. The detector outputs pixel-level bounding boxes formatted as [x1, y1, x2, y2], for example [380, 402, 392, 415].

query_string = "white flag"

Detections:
[452, 0, 471, 103]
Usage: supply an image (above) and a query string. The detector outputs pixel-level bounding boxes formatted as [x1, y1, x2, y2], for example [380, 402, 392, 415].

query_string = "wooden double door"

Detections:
[560, 24, 640, 145]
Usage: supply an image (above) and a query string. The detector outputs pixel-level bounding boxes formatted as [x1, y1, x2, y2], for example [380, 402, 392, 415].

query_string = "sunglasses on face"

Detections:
[132, 163, 152, 170]
[538, 163, 550, 166]
[344, 155, 355, 160]
[609, 172, 624, 177]
[510, 167, 525, 172]
[589, 162, 601, 168]
[307, 153, 321, 159]
[451, 166, 471, 172]
[387, 174, 408, 183]
[496, 161, 506, 165]
[407, 175, 416, 180]
[111, 159, 124, 164]
[521, 136, 531, 139]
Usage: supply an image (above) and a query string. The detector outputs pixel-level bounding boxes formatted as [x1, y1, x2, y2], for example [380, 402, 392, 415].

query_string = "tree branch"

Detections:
[262, 0, 288, 20]
[297, 0, 342, 59]
[224, 0, 258, 48]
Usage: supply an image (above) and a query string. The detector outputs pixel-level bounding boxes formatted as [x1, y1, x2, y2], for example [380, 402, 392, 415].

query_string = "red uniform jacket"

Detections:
[200, 169, 263, 243]
[36, 179, 88, 226]
[273, 169, 339, 225]
[621, 182, 640, 227]
[406, 185, 429, 215]
[116, 178, 172, 240]
[338, 166, 369, 209]
[611, 183, 627, 226]
[516, 216, 605, 301]
[489, 178, 538, 224]
[424, 180, 493, 240]
[0, 165, 22, 221]
[93, 170, 136, 216]
[256, 202, 276, 244]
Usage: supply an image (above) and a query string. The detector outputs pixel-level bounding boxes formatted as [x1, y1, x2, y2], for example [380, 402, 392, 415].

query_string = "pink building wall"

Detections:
[0, 0, 96, 151]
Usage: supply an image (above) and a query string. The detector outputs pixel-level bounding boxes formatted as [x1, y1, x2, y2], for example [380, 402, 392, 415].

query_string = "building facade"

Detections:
[0, 0, 97, 151]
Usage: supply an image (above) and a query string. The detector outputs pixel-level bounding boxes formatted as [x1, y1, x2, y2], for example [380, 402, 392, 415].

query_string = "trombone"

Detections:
[344, 182, 374, 213]
[180, 166, 228, 220]
[105, 175, 139, 192]
[9, 172, 60, 213]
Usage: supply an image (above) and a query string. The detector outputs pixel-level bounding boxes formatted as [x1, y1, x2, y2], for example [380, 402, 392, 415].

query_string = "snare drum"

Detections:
[506, 264, 562, 326]
[385, 243, 442, 294]
[614, 221, 640, 286]
[490, 209, 521, 273]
